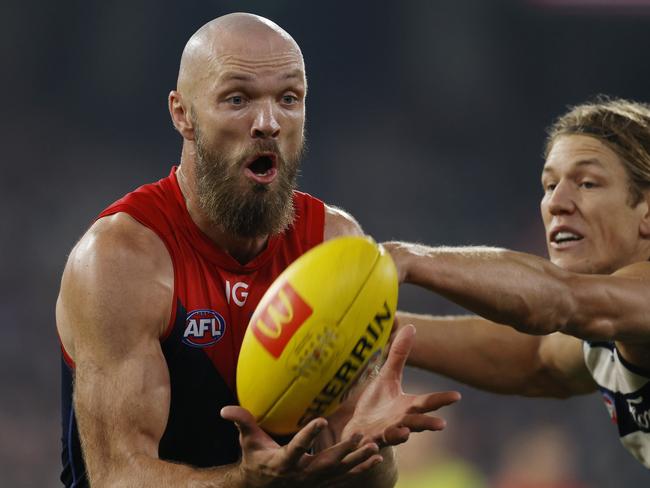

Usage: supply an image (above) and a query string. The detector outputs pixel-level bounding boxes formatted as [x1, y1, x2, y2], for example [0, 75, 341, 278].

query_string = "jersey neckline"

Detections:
[167, 166, 284, 274]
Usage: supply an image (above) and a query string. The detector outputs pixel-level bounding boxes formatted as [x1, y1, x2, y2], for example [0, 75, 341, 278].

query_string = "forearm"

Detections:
[388, 243, 575, 335]
[390, 242, 650, 342]
[73, 360, 245, 488]
[89, 455, 243, 488]
[400, 311, 572, 397]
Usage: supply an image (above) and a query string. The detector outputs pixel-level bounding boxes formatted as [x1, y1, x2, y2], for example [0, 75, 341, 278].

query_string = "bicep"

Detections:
[566, 262, 650, 343]
[538, 333, 596, 397]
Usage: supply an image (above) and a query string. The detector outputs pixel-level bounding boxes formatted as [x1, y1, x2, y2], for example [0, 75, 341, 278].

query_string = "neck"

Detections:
[176, 153, 269, 264]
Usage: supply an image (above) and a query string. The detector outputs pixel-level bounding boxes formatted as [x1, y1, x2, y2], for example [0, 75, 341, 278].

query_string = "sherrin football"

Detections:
[236, 236, 398, 435]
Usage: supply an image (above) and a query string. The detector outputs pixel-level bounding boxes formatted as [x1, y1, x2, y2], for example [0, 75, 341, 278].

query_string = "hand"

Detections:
[381, 241, 409, 284]
[221, 406, 382, 488]
[341, 324, 461, 447]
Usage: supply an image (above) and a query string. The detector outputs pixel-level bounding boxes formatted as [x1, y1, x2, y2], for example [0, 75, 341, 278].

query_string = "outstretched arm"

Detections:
[385, 242, 650, 344]
[399, 312, 596, 398]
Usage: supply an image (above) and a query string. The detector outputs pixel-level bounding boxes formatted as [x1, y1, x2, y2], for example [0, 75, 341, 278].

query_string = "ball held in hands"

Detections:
[237, 236, 399, 434]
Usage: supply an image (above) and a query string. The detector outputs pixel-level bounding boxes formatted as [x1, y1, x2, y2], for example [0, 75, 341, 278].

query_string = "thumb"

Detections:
[381, 324, 415, 382]
[221, 405, 259, 438]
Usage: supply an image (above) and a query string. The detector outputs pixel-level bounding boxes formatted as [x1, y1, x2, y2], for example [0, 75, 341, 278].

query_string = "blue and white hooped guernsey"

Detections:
[583, 341, 650, 468]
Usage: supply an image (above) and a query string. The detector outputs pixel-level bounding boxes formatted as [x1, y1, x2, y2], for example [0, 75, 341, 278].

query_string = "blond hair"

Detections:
[546, 97, 650, 204]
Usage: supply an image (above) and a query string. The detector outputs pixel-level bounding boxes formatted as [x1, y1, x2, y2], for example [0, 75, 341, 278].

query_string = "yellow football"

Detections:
[236, 236, 398, 435]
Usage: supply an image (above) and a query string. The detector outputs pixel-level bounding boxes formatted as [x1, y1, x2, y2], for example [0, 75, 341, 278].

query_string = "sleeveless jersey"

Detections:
[60, 167, 325, 487]
[583, 341, 650, 468]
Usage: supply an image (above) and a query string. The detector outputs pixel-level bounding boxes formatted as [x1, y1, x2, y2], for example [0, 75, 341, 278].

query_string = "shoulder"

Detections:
[57, 213, 174, 360]
[69, 212, 172, 282]
[612, 260, 650, 280]
[323, 204, 364, 241]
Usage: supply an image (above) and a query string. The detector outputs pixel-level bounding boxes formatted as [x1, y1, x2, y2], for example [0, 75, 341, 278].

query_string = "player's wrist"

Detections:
[382, 241, 411, 284]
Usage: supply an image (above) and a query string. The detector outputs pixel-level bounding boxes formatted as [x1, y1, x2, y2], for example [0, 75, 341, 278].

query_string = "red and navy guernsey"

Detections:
[60, 166, 325, 487]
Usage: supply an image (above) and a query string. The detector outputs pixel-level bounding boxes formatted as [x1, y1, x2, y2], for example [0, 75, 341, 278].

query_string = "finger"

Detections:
[284, 417, 328, 466]
[347, 453, 384, 475]
[397, 413, 447, 433]
[220, 405, 257, 434]
[381, 414, 448, 447]
[381, 324, 416, 383]
[309, 433, 364, 470]
[338, 442, 379, 470]
[410, 390, 462, 413]
[382, 425, 411, 446]
[220, 405, 258, 436]
[317, 442, 381, 478]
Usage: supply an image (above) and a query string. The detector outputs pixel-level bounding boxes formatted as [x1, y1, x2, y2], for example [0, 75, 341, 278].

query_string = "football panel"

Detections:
[257, 247, 398, 433]
[236, 237, 381, 419]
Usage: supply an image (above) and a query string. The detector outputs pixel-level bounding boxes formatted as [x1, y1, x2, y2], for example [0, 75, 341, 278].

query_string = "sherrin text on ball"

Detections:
[236, 236, 398, 434]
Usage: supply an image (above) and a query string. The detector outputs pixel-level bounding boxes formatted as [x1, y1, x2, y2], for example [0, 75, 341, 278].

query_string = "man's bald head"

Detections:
[177, 13, 304, 100]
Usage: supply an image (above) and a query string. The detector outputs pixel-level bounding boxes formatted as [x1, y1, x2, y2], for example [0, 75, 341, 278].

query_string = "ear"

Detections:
[638, 189, 650, 239]
[168, 90, 195, 141]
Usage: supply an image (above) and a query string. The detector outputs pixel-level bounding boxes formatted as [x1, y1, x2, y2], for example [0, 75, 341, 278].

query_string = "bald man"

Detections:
[56, 13, 458, 488]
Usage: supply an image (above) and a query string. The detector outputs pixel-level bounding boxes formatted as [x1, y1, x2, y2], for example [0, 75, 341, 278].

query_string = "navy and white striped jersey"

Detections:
[584, 341, 650, 468]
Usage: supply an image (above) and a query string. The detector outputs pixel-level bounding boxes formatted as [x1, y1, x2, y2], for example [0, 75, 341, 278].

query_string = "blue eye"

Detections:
[228, 95, 245, 106]
[282, 95, 298, 105]
[580, 181, 596, 189]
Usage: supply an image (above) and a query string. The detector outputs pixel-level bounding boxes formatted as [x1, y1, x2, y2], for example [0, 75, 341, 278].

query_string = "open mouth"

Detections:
[244, 154, 278, 184]
[249, 156, 274, 175]
[550, 229, 584, 247]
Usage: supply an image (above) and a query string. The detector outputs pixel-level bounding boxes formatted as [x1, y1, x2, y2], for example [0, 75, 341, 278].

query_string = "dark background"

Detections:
[3, 0, 650, 486]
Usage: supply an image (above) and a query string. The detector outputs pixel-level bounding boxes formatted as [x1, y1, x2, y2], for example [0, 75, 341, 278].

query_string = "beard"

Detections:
[193, 126, 304, 239]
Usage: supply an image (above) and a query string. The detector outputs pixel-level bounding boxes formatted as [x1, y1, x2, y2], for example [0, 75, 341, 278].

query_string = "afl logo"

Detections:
[183, 309, 226, 348]
[602, 391, 618, 424]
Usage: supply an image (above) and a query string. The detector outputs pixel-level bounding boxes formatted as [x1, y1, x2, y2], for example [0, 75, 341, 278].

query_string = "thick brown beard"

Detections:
[194, 127, 303, 239]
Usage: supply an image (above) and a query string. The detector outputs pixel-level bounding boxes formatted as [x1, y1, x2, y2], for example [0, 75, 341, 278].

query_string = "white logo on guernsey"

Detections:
[627, 396, 650, 429]
[182, 310, 226, 348]
[225, 280, 249, 307]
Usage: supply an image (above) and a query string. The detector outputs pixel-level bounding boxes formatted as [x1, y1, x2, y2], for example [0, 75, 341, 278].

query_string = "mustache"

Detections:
[238, 140, 283, 162]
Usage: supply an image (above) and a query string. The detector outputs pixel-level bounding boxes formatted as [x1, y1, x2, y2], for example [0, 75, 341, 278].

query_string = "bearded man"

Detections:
[55, 13, 459, 488]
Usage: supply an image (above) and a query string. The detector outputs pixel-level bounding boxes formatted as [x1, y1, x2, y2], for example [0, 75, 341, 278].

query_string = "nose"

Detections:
[544, 180, 577, 216]
[250, 100, 280, 139]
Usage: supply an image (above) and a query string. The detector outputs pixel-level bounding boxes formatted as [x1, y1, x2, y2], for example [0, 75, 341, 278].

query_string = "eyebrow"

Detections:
[218, 72, 254, 83]
[542, 158, 606, 175]
[218, 69, 305, 83]
[281, 69, 304, 80]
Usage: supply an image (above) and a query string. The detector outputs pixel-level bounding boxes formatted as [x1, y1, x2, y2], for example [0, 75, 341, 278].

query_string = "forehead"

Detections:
[206, 30, 305, 82]
[543, 134, 626, 178]
[213, 52, 305, 83]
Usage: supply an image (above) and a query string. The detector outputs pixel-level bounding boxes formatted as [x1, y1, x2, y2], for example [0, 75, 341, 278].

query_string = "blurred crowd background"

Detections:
[4, 0, 650, 486]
